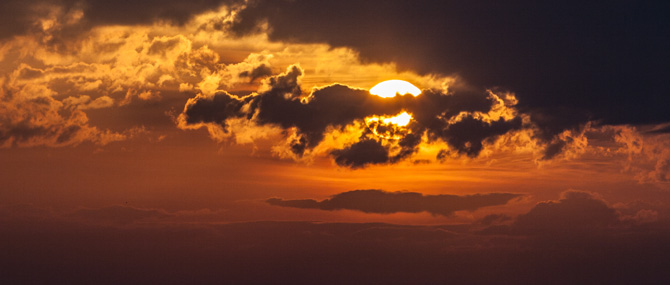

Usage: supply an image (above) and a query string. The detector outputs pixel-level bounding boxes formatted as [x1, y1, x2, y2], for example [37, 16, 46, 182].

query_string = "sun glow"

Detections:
[382, 112, 412, 127]
[369, 80, 422, 98]
[365, 111, 414, 139]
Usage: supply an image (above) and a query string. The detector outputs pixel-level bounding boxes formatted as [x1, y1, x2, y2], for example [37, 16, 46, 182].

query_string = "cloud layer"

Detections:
[2, 197, 670, 284]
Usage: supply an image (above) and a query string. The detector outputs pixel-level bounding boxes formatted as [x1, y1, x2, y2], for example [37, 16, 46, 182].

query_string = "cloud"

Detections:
[238, 63, 272, 83]
[0, 85, 128, 147]
[0, 18, 278, 148]
[478, 190, 642, 237]
[330, 139, 390, 169]
[180, 64, 525, 167]
[63, 95, 114, 109]
[0, 0, 245, 40]
[266, 189, 521, 216]
[512, 191, 619, 234]
[611, 126, 670, 185]
[229, 0, 670, 145]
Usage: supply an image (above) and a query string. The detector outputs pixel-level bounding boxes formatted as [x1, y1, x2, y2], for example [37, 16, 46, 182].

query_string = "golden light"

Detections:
[365, 111, 414, 139]
[383, 112, 412, 126]
[369, 80, 421, 98]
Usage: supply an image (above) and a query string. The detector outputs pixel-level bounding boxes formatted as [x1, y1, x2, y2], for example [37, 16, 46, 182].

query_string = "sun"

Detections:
[369, 80, 421, 98]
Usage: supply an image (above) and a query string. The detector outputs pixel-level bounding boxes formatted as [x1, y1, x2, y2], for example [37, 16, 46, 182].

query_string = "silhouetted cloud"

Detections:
[180, 65, 524, 166]
[480, 191, 624, 236]
[267, 189, 521, 216]
[238, 64, 272, 82]
[439, 115, 523, 157]
[330, 139, 389, 168]
[512, 191, 619, 234]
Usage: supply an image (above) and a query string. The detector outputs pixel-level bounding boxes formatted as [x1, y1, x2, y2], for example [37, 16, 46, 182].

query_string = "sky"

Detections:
[1, 0, 670, 283]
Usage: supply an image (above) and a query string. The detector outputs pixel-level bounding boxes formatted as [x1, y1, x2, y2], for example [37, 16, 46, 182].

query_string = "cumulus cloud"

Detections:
[266, 189, 521, 216]
[512, 191, 619, 234]
[330, 139, 390, 169]
[179, 64, 525, 167]
[0, 17, 275, 109]
[0, 84, 127, 147]
[238, 63, 272, 83]
[615, 128, 670, 185]
[478, 190, 670, 239]
[0, 13, 282, 149]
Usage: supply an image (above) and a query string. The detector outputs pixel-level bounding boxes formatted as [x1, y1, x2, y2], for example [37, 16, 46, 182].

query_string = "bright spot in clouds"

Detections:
[381, 112, 413, 127]
[366, 112, 413, 128]
[369, 80, 422, 98]
[365, 111, 414, 139]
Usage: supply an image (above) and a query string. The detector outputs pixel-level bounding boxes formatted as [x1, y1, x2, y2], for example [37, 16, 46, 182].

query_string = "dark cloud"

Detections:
[0, 0, 244, 40]
[82, 0, 243, 26]
[330, 139, 389, 169]
[513, 191, 619, 234]
[230, 0, 670, 139]
[181, 91, 252, 128]
[541, 140, 568, 160]
[329, 132, 423, 168]
[440, 115, 523, 157]
[480, 191, 622, 236]
[238, 64, 272, 82]
[181, 65, 524, 166]
[266, 189, 521, 216]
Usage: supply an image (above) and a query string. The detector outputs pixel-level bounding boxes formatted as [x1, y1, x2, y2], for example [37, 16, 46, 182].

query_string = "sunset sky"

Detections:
[2, 0, 670, 283]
